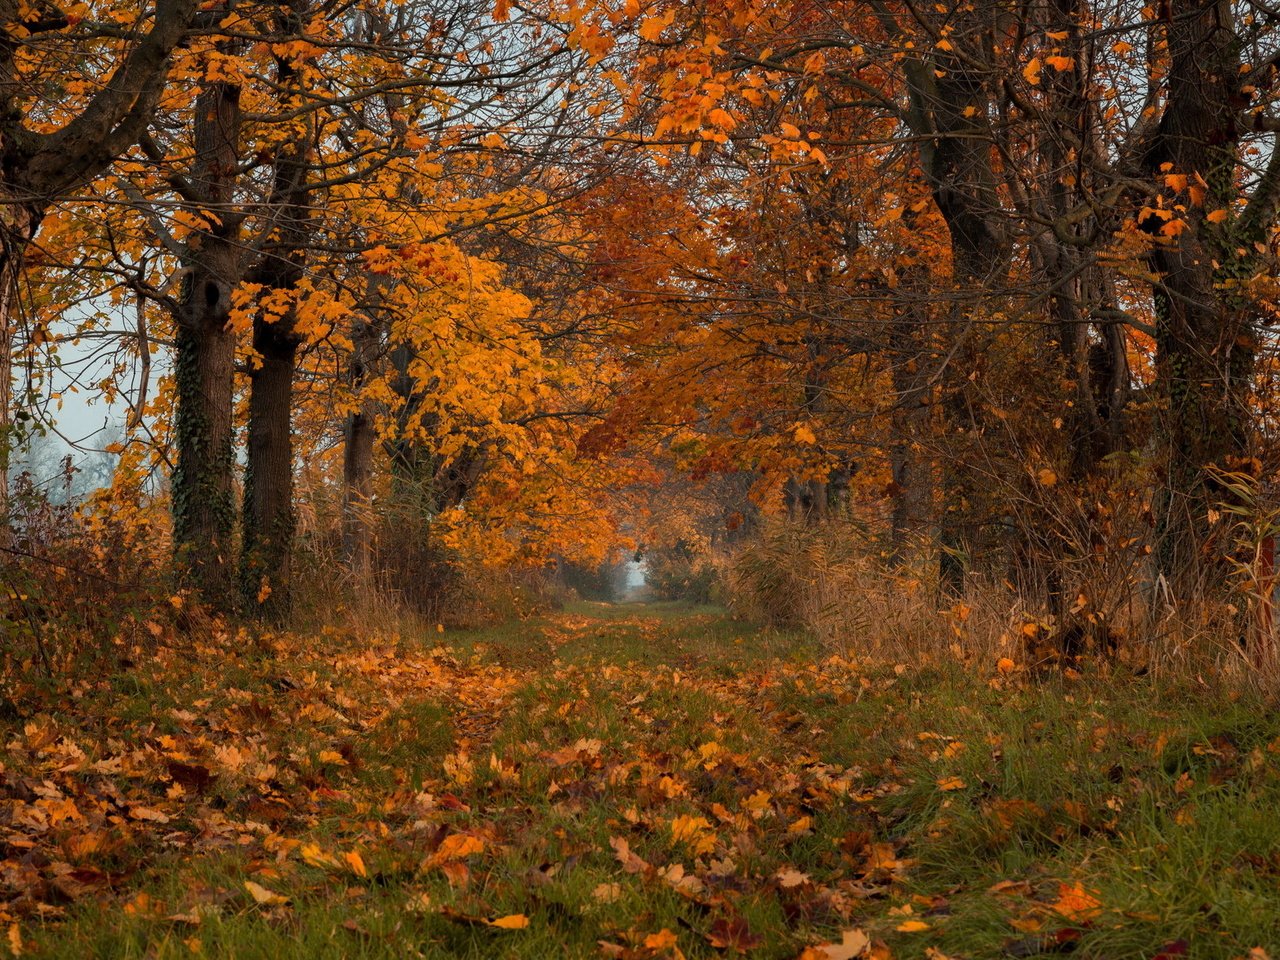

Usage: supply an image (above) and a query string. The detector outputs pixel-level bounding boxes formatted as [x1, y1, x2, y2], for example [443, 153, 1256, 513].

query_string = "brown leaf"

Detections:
[165, 760, 216, 793]
[706, 915, 762, 953]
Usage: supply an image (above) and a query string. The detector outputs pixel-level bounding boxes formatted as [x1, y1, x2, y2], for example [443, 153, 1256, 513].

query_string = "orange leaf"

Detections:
[1053, 881, 1103, 920]
[644, 928, 679, 949]
[487, 914, 529, 929]
[344, 850, 367, 878]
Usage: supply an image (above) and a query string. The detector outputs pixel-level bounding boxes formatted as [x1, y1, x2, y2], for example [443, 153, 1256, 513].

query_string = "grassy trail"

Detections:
[7, 603, 1280, 958]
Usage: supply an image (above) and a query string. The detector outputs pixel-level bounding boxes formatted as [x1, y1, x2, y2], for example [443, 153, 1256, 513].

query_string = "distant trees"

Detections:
[541, 0, 1280, 618]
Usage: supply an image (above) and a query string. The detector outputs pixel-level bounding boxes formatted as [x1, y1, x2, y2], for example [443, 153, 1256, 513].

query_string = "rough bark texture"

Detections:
[342, 313, 381, 578]
[242, 318, 301, 619]
[902, 9, 1011, 595]
[1144, 0, 1253, 596]
[171, 76, 242, 607]
[240, 0, 311, 621]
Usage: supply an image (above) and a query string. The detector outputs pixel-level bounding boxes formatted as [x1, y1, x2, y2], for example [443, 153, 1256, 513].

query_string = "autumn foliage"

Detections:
[6, 0, 1280, 955]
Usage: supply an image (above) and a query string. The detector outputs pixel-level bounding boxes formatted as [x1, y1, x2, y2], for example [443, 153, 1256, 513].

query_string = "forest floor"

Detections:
[4, 602, 1280, 958]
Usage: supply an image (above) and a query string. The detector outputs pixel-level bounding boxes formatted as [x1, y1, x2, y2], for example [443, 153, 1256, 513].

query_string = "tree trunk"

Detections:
[888, 277, 933, 564]
[238, 0, 314, 620]
[171, 77, 242, 607]
[901, 11, 1011, 595]
[1144, 0, 1252, 597]
[242, 318, 301, 619]
[0, 208, 38, 523]
[342, 315, 379, 578]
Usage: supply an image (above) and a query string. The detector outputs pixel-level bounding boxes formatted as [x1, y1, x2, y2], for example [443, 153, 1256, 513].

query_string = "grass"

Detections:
[3, 602, 1280, 958]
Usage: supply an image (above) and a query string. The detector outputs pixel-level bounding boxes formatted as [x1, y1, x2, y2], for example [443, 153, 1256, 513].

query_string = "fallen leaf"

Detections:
[644, 928, 678, 950]
[344, 850, 367, 878]
[487, 914, 529, 929]
[243, 881, 289, 906]
[810, 928, 870, 959]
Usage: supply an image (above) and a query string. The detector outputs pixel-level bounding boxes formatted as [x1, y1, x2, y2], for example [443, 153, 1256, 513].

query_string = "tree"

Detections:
[0, 0, 195, 515]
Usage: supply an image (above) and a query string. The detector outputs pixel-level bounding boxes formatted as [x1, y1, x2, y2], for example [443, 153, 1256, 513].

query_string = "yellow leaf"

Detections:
[299, 843, 340, 870]
[670, 814, 717, 855]
[244, 880, 289, 906]
[936, 776, 966, 791]
[897, 920, 931, 932]
[344, 850, 367, 878]
[487, 914, 529, 929]
[434, 833, 485, 861]
[794, 424, 817, 445]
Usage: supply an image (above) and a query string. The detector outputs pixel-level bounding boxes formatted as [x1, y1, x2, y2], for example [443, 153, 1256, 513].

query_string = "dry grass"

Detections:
[722, 519, 1280, 688]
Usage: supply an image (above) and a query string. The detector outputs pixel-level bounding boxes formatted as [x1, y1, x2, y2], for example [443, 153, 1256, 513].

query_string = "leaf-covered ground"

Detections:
[3, 603, 1280, 958]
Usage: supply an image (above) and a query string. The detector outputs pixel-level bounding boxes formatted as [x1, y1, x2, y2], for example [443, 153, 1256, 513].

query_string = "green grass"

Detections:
[9, 604, 1280, 958]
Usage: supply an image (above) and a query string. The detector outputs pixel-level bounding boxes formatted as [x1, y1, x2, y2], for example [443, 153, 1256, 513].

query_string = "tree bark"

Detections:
[171, 76, 242, 607]
[242, 317, 301, 619]
[239, 0, 312, 620]
[900, 10, 1011, 595]
[342, 314, 380, 578]
[888, 276, 933, 565]
[1144, 0, 1253, 596]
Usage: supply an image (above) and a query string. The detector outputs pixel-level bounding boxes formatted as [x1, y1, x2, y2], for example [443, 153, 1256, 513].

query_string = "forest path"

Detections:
[10, 605, 1280, 958]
